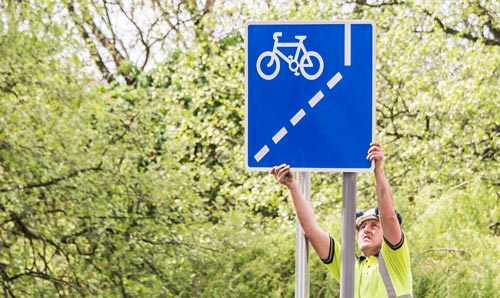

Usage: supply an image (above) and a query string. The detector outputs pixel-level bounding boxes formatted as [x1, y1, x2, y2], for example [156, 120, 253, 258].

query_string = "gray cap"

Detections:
[355, 207, 379, 228]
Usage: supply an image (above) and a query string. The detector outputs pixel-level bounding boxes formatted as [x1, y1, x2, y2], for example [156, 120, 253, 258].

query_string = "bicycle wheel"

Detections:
[300, 51, 323, 80]
[256, 51, 280, 80]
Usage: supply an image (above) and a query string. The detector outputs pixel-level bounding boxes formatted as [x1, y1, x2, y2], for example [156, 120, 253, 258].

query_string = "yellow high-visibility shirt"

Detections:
[322, 233, 413, 298]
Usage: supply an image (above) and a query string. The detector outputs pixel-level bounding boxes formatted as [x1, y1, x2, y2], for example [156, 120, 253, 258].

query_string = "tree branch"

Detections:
[0, 164, 102, 193]
[66, 1, 115, 83]
[424, 247, 472, 258]
[426, 10, 500, 46]
[352, 0, 405, 7]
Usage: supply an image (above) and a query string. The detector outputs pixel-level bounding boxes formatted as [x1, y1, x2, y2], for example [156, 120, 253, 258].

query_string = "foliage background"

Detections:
[0, 0, 498, 297]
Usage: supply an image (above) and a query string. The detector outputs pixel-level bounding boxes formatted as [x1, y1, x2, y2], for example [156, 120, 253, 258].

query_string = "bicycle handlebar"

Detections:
[273, 32, 283, 40]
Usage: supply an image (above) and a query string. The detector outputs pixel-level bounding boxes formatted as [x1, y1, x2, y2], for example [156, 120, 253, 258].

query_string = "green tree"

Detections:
[0, 0, 498, 297]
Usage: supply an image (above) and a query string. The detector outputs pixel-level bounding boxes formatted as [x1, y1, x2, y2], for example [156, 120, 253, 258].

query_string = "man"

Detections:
[270, 142, 412, 297]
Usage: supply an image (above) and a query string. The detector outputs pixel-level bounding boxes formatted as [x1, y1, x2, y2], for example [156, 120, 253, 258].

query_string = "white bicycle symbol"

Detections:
[256, 32, 324, 80]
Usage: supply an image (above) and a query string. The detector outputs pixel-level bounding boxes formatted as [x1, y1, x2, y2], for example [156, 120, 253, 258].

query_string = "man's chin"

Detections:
[359, 241, 371, 250]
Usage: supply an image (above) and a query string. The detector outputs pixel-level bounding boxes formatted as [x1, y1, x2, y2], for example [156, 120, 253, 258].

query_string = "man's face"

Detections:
[357, 219, 383, 254]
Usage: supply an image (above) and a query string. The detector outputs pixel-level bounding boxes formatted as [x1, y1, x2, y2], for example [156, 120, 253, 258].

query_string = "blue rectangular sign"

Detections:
[245, 21, 375, 172]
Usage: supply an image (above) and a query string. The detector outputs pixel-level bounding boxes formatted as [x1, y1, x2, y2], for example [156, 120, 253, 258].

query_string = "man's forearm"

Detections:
[288, 182, 319, 234]
[287, 182, 330, 260]
[375, 167, 394, 210]
[374, 167, 402, 245]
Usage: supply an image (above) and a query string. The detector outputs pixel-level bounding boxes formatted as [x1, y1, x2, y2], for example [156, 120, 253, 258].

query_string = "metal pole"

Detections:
[340, 172, 357, 298]
[295, 171, 310, 298]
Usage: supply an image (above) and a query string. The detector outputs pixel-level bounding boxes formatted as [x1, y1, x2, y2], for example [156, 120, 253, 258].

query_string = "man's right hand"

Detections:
[269, 164, 295, 188]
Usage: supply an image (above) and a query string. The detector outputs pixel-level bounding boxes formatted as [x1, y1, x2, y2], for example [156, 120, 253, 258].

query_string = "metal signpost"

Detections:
[340, 172, 357, 297]
[245, 21, 375, 298]
[296, 172, 311, 297]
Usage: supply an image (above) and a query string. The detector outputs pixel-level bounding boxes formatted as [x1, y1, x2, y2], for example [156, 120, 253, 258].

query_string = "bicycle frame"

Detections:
[271, 32, 307, 67]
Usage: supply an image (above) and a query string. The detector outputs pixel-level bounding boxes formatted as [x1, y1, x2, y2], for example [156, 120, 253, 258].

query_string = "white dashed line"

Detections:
[290, 109, 306, 126]
[253, 72, 343, 163]
[308, 91, 324, 108]
[272, 127, 288, 144]
[254, 145, 270, 162]
[327, 72, 342, 89]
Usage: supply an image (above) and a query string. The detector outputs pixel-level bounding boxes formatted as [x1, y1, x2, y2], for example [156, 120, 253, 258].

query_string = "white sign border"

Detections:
[244, 20, 376, 173]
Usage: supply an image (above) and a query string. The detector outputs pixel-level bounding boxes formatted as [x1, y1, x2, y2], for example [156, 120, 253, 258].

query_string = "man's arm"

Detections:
[367, 142, 402, 246]
[270, 164, 331, 260]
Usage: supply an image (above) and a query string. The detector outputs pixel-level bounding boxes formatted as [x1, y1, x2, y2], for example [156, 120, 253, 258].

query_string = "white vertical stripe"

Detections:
[345, 24, 351, 66]
[290, 109, 306, 126]
[327, 72, 343, 89]
[308, 91, 324, 108]
[254, 145, 269, 162]
[272, 127, 288, 144]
